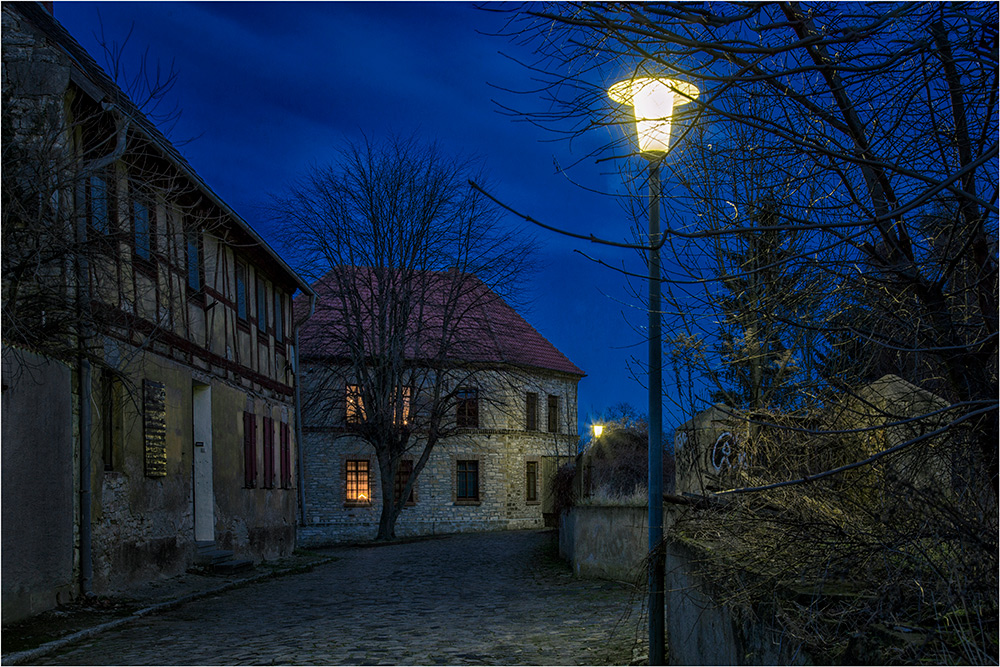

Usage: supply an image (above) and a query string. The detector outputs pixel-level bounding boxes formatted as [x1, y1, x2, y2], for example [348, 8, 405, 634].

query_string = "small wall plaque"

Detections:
[143, 379, 167, 477]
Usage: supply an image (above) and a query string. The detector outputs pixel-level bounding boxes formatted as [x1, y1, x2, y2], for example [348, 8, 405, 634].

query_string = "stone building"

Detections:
[297, 270, 584, 544]
[2, 3, 312, 621]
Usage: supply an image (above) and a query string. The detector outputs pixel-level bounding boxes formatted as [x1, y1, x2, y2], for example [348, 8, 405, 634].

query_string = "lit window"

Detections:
[457, 460, 479, 501]
[457, 387, 478, 428]
[397, 386, 411, 426]
[346, 384, 366, 425]
[345, 459, 370, 503]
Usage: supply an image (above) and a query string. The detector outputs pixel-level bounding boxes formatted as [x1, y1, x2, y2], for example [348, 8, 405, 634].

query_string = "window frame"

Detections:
[243, 411, 258, 489]
[344, 458, 372, 506]
[262, 416, 275, 489]
[345, 384, 366, 426]
[526, 392, 538, 431]
[87, 173, 111, 235]
[186, 226, 202, 293]
[394, 459, 416, 506]
[132, 196, 153, 263]
[547, 394, 559, 433]
[256, 275, 268, 334]
[456, 387, 479, 428]
[455, 458, 480, 504]
[274, 289, 284, 343]
[236, 262, 249, 322]
[525, 459, 540, 504]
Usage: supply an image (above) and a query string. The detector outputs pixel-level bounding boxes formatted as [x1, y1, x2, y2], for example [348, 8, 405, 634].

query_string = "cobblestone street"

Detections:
[39, 530, 646, 665]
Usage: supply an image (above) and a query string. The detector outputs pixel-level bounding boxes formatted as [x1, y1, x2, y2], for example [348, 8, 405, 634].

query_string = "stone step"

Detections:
[191, 542, 254, 574]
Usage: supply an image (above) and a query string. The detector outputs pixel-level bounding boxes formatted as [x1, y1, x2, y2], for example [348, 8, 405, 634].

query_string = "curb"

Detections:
[1, 557, 335, 665]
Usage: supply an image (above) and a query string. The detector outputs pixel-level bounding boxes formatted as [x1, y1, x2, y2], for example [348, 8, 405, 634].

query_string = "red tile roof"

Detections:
[297, 268, 584, 376]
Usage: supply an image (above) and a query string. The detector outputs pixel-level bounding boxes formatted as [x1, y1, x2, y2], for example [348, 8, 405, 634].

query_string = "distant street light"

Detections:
[609, 75, 698, 666]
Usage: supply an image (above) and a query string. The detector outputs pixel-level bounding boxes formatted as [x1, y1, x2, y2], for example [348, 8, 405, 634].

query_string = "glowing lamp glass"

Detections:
[608, 78, 698, 154]
[593, 424, 604, 439]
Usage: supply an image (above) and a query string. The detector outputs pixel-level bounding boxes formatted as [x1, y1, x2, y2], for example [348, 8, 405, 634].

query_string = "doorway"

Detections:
[192, 383, 214, 543]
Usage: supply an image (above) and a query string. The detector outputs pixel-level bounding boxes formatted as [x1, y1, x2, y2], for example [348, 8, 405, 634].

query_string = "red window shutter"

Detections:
[263, 416, 274, 489]
[280, 422, 291, 489]
[244, 411, 257, 488]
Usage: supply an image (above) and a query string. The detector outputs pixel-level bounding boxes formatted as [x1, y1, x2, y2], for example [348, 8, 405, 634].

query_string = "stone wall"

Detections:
[299, 366, 579, 545]
[1, 347, 76, 622]
[559, 504, 810, 666]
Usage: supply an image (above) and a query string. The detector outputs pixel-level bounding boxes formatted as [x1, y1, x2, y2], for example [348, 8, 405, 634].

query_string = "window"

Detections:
[547, 395, 559, 433]
[88, 175, 109, 234]
[243, 411, 257, 488]
[397, 386, 411, 426]
[100, 369, 121, 471]
[280, 422, 292, 489]
[133, 199, 151, 260]
[526, 392, 538, 431]
[456, 387, 478, 428]
[345, 384, 408, 426]
[394, 459, 415, 505]
[256, 276, 267, 333]
[456, 460, 479, 501]
[345, 459, 370, 504]
[346, 384, 365, 425]
[262, 416, 275, 489]
[274, 291, 284, 343]
[526, 461, 539, 503]
[236, 263, 248, 320]
[186, 228, 201, 291]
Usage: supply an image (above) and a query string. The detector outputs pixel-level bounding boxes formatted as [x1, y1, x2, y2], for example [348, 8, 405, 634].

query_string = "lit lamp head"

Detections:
[593, 423, 604, 439]
[608, 77, 698, 156]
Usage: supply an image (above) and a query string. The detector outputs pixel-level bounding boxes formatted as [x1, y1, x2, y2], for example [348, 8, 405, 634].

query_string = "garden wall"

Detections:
[559, 504, 809, 665]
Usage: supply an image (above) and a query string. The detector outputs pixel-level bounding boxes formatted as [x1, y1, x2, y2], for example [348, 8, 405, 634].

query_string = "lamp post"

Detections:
[609, 76, 697, 665]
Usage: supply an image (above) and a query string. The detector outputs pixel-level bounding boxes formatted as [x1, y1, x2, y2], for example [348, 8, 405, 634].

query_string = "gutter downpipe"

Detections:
[76, 107, 129, 596]
[294, 293, 317, 525]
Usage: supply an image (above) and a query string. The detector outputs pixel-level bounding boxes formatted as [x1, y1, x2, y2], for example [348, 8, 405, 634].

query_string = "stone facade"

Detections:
[299, 369, 580, 545]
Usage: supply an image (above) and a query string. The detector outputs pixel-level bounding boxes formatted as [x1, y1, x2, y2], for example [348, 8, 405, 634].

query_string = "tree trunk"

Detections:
[375, 456, 398, 541]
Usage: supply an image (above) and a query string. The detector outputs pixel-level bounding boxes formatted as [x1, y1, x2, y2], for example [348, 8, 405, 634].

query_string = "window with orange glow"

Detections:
[346, 384, 365, 425]
[396, 386, 411, 426]
[345, 459, 370, 503]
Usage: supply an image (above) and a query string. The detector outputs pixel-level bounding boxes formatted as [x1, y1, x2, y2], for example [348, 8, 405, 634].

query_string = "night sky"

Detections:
[53, 1, 673, 435]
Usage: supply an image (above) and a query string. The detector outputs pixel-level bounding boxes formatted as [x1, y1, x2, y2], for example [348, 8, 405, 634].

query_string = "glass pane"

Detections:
[134, 201, 150, 259]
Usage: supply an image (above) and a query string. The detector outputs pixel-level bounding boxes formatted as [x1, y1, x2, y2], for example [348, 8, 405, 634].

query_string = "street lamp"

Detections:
[609, 75, 697, 666]
[592, 423, 604, 439]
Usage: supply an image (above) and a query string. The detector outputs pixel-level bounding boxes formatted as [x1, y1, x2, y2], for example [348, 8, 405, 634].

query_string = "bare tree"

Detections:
[2, 8, 196, 375]
[271, 136, 536, 541]
[484, 3, 997, 661]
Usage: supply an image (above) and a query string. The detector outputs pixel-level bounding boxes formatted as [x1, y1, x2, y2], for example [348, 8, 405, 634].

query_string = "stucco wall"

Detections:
[559, 504, 810, 665]
[89, 351, 298, 592]
[2, 347, 76, 622]
[558, 505, 647, 584]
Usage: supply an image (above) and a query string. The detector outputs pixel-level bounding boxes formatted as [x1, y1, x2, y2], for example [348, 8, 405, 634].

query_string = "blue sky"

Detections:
[54, 1, 691, 435]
